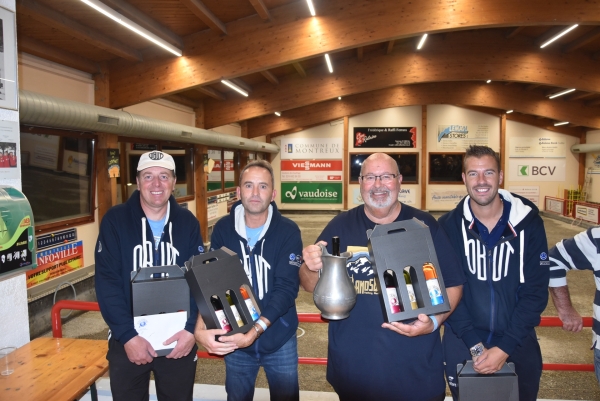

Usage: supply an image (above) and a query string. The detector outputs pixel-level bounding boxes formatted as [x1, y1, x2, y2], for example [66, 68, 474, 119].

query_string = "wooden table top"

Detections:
[0, 337, 108, 401]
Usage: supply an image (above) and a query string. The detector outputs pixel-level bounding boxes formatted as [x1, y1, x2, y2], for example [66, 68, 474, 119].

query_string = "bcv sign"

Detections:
[510, 159, 565, 182]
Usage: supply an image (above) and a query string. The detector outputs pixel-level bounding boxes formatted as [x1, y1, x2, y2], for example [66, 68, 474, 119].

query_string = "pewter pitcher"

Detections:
[313, 244, 356, 320]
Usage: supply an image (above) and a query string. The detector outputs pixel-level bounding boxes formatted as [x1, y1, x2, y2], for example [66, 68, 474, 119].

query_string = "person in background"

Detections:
[194, 160, 302, 401]
[95, 150, 203, 401]
[548, 227, 599, 382]
[300, 152, 465, 401]
[439, 145, 550, 401]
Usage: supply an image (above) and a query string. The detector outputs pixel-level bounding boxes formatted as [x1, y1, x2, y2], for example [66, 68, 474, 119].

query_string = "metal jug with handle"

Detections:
[313, 244, 356, 320]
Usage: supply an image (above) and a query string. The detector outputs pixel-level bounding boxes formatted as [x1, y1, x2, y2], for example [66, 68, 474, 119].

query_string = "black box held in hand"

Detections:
[183, 247, 261, 336]
[367, 218, 450, 322]
[130, 264, 190, 357]
[457, 361, 519, 401]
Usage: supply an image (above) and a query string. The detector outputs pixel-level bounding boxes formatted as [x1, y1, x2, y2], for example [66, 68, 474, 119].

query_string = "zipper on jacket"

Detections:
[487, 247, 495, 344]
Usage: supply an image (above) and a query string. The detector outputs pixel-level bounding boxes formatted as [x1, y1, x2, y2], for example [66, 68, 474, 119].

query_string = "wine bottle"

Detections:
[332, 236, 340, 256]
[423, 262, 444, 305]
[210, 295, 232, 332]
[240, 286, 260, 321]
[403, 269, 418, 310]
[384, 270, 403, 313]
[226, 291, 245, 327]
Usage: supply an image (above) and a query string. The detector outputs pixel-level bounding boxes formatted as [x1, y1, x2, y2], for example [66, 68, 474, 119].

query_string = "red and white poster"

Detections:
[281, 160, 342, 182]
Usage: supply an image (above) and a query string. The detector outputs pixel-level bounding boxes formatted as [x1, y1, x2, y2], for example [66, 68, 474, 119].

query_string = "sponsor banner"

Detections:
[509, 136, 566, 158]
[545, 198, 564, 214]
[0, 217, 35, 275]
[352, 188, 416, 206]
[37, 228, 77, 250]
[353, 127, 417, 148]
[508, 158, 565, 182]
[281, 160, 343, 182]
[27, 241, 84, 288]
[508, 186, 540, 207]
[62, 150, 89, 176]
[436, 124, 489, 151]
[575, 204, 600, 224]
[207, 203, 219, 221]
[281, 182, 342, 204]
[430, 190, 467, 206]
[281, 138, 343, 160]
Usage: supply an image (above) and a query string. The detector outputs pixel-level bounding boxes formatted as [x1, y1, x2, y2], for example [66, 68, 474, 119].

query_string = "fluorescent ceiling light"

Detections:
[554, 121, 569, 126]
[506, 110, 514, 114]
[306, 0, 316, 16]
[486, 79, 491, 84]
[417, 34, 428, 50]
[274, 111, 281, 116]
[221, 80, 249, 97]
[548, 88, 575, 99]
[324, 54, 333, 73]
[540, 24, 579, 48]
[80, 0, 182, 56]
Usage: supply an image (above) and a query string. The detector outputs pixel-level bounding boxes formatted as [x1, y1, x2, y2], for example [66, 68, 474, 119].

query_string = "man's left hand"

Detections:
[164, 330, 196, 359]
[382, 314, 434, 337]
[473, 346, 509, 374]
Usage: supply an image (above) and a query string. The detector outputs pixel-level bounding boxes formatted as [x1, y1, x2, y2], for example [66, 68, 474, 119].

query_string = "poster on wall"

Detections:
[508, 158, 565, 182]
[509, 136, 566, 158]
[281, 160, 342, 182]
[0, 120, 19, 178]
[352, 187, 415, 206]
[207, 149, 222, 191]
[26, 241, 84, 288]
[430, 190, 467, 207]
[508, 186, 539, 206]
[280, 138, 342, 160]
[353, 127, 417, 148]
[436, 124, 489, 151]
[0, 7, 17, 110]
[281, 182, 342, 204]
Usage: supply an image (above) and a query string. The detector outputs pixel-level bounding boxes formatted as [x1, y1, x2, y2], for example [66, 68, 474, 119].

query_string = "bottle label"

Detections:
[426, 279, 444, 306]
[406, 283, 418, 310]
[215, 309, 232, 332]
[386, 287, 402, 313]
[245, 299, 260, 321]
[231, 305, 244, 327]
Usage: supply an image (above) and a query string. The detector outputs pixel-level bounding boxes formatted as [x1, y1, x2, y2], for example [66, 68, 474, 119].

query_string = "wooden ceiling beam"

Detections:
[506, 113, 586, 137]
[18, 0, 143, 62]
[18, 36, 100, 74]
[195, 86, 226, 101]
[585, 98, 600, 106]
[109, 0, 600, 108]
[164, 94, 201, 108]
[505, 26, 525, 39]
[260, 70, 279, 85]
[563, 26, 600, 53]
[567, 92, 596, 101]
[357, 47, 364, 61]
[246, 82, 599, 137]
[102, 0, 184, 49]
[230, 78, 252, 94]
[292, 62, 307, 78]
[203, 30, 600, 127]
[248, 0, 271, 21]
[386, 40, 395, 54]
[179, 0, 227, 35]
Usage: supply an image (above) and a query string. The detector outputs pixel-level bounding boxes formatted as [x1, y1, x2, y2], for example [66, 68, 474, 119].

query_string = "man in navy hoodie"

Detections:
[439, 145, 550, 401]
[95, 151, 203, 401]
[194, 160, 302, 401]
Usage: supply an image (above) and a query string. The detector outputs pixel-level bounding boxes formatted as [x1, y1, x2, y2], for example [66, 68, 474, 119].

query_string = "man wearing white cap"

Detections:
[95, 150, 204, 401]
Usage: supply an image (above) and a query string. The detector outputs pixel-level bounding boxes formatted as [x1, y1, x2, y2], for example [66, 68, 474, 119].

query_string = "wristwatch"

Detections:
[470, 343, 484, 357]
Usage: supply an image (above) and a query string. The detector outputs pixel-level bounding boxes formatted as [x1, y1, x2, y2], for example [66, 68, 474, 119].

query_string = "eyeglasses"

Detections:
[359, 174, 399, 184]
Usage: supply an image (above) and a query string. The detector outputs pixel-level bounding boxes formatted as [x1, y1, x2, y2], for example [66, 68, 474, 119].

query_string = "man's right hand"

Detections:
[194, 327, 238, 355]
[124, 335, 156, 365]
[557, 304, 583, 332]
[302, 241, 326, 272]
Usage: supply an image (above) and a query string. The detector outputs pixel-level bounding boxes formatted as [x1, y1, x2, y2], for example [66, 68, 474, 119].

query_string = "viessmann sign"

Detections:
[281, 183, 342, 204]
[280, 160, 342, 182]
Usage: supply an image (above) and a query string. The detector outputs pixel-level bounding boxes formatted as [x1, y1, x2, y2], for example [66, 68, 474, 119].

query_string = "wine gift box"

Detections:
[457, 361, 518, 401]
[367, 218, 450, 322]
[130, 264, 190, 357]
[183, 247, 261, 336]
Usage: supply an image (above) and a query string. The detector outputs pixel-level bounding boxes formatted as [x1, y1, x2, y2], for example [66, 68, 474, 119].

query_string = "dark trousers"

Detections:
[107, 337, 198, 401]
[442, 326, 542, 401]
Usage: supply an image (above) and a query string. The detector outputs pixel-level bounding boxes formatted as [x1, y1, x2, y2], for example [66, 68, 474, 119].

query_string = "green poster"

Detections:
[281, 182, 342, 204]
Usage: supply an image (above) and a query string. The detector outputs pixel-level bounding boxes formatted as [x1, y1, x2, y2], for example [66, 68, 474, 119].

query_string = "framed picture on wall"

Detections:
[429, 153, 464, 184]
[350, 153, 419, 184]
[0, 6, 17, 110]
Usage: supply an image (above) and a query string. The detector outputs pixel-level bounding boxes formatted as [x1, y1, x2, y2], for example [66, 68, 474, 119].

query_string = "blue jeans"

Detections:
[224, 335, 299, 401]
[595, 347, 600, 384]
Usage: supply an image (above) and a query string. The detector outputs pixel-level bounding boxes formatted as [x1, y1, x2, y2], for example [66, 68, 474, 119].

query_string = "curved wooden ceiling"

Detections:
[16, 0, 600, 137]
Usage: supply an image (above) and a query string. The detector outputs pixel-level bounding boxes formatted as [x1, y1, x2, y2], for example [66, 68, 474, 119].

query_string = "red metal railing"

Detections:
[50, 300, 594, 371]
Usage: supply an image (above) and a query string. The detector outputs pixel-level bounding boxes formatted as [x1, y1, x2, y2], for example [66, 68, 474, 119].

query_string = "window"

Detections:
[350, 153, 418, 184]
[20, 126, 96, 232]
[207, 149, 239, 193]
[429, 153, 464, 184]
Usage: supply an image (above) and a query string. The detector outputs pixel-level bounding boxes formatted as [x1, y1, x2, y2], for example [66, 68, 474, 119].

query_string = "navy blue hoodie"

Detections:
[210, 200, 302, 354]
[439, 190, 549, 355]
[95, 190, 203, 345]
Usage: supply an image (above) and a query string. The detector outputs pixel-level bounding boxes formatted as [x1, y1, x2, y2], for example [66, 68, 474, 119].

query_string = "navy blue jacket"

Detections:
[95, 190, 203, 345]
[210, 200, 302, 354]
[439, 190, 549, 355]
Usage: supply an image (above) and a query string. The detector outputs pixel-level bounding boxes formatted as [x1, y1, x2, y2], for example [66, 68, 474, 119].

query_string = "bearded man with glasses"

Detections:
[300, 152, 465, 401]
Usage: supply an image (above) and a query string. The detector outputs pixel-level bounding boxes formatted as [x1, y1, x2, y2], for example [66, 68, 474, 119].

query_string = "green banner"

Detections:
[281, 182, 342, 204]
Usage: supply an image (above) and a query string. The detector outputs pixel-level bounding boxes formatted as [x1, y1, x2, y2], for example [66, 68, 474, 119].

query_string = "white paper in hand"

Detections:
[134, 311, 187, 351]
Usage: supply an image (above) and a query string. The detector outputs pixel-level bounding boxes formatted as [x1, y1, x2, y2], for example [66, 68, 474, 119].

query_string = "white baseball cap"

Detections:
[137, 151, 176, 173]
